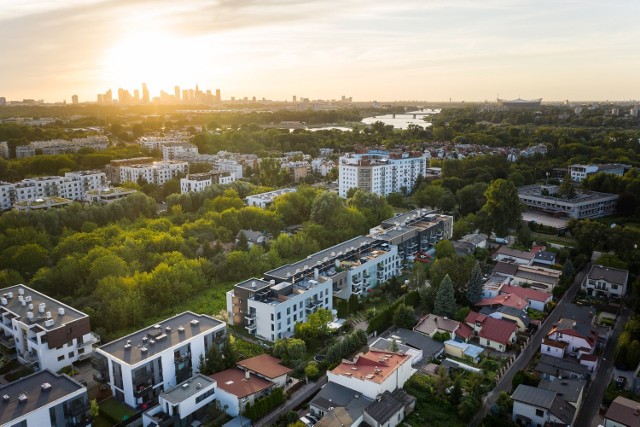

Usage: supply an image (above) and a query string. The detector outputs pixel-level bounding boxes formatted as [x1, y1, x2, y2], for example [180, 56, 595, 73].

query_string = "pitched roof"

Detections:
[211, 368, 274, 398]
[389, 328, 444, 357]
[477, 316, 518, 345]
[534, 251, 557, 263]
[364, 390, 405, 424]
[330, 350, 410, 384]
[465, 311, 487, 325]
[535, 354, 588, 377]
[512, 384, 556, 408]
[236, 354, 292, 379]
[538, 378, 586, 404]
[605, 396, 640, 427]
[495, 247, 536, 261]
[413, 314, 460, 335]
[588, 264, 629, 285]
[455, 323, 474, 340]
[310, 381, 373, 420]
[476, 294, 528, 310]
[494, 261, 519, 276]
[500, 284, 552, 303]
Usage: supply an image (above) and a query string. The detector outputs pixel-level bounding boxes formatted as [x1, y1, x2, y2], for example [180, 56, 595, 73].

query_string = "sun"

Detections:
[101, 29, 191, 93]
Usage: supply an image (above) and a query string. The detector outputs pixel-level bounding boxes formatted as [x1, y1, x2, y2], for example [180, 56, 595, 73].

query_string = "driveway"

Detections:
[255, 376, 327, 427]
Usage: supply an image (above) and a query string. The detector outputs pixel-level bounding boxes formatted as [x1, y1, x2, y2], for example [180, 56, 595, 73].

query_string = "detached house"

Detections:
[464, 312, 518, 352]
[511, 384, 576, 427]
[547, 318, 598, 357]
[499, 285, 553, 312]
[582, 264, 629, 299]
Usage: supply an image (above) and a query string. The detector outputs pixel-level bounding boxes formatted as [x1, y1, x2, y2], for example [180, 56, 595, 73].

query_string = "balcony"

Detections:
[79, 332, 101, 348]
[0, 334, 15, 349]
[65, 401, 90, 417]
[134, 382, 154, 398]
[305, 301, 320, 312]
[93, 371, 109, 384]
[245, 323, 257, 333]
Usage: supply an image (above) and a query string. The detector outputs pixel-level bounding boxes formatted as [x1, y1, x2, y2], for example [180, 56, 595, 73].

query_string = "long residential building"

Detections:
[0, 370, 91, 427]
[119, 161, 189, 186]
[338, 150, 427, 197]
[180, 171, 235, 194]
[518, 184, 618, 220]
[92, 312, 226, 408]
[226, 209, 453, 342]
[0, 285, 100, 373]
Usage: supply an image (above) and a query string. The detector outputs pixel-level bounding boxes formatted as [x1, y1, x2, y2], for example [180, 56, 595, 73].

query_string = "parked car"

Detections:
[616, 376, 627, 389]
[299, 416, 315, 427]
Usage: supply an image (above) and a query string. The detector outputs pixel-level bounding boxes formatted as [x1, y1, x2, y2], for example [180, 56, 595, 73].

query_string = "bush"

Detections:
[5, 366, 34, 382]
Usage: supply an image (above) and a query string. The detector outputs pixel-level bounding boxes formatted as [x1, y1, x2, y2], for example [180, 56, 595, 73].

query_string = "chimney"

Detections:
[245, 370, 250, 380]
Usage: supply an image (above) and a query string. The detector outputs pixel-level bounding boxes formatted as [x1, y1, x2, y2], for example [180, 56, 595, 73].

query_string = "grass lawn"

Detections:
[99, 397, 136, 423]
[92, 415, 115, 427]
[531, 232, 577, 247]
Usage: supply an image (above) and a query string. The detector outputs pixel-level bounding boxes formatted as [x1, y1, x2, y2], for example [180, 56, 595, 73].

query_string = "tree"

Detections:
[450, 378, 463, 405]
[392, 303, 416, 329]
[480, 179, 522, 236]
[305, 361, 320, 380]
[89, 399, 100, 418]
[435, 240, 456, 259]
[390, 339, 399, 352]
[457, 182, 488, 215]
[558, 175, 576, 199]
[434, 275, 456, 318]
[466, 261, 483, 304]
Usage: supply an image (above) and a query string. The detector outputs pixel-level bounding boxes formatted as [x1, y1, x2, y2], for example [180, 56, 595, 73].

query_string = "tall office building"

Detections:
[134, 89, 140, 101]
[174, 86, 181, 101]
[182, 89, 189, 103]
[215, 88, 221, 102]
[142, 83, 150, 103]
[71, 95, 78, 104]
[0, 97, 6, 106]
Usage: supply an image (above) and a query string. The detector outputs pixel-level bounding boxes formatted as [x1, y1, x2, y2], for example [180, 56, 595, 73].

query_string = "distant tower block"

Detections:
[71, 95, 78, 104]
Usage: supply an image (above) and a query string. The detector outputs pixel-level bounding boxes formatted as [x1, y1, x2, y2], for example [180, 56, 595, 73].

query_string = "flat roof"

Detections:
[160, 374, 215, 405]
[98, 312, 224, 365]
[518, 184, 618, 203]
[330, 350, 410, 384]
[0, 370, 85, 425]
[0, 285, 87, 331]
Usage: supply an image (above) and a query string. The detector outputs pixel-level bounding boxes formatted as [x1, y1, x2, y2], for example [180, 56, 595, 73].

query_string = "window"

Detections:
[68, 352, 75, 358]
[58, 355, 65, 361]
[535, 409, 544, 417]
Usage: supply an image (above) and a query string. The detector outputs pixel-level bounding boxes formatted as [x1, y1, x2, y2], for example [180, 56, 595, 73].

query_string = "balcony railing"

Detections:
[79, 332, 101, 348]
[65, 402, 90, 417]
[245, 323, 257, 332]
[134, 382, 153, 398]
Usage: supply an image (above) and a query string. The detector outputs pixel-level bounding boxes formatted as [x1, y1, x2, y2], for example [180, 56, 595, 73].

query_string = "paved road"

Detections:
[470, 264, 589, 426]
[255, 376, 328, 427]
[574, 305, 630, 427]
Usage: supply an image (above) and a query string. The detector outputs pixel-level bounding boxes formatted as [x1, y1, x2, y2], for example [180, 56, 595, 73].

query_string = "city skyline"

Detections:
[1, 0, 639, 103]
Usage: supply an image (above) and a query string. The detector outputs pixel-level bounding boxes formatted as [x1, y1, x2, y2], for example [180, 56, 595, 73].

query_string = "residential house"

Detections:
[547, 318, 598, 357]
[211, 368, 276, 417]
[309, 381, 373, 423]
[413, 314, 460, 340]
[538, 378, 586, 410]
[460, 233, 488, 250]
[604, 396, 640, 427]
[142, 373, 217, 427]
[476, 293, 528, 311]
[533, 251, 557, 267]
[499, 284, 553, 312]
[370, 337, 422, 366]
[386, 328, 445, 363]
[236, 354, 292, 388]
[511, 384, 576, 427]
[464, 312, 518, 352]
[362, 389, 416, 427]
[580, 354, 598, 373]
[443, 340, 484, 364]
[493, 247, 536, 265]
[540, 338, 567, 359]
[494, 262, 561, 293]
[92, 312, 226, 408]
[235, 230, 267, 248]
[0, 285, 100, 372]
[479, 306, 530, 333]
[535, 355, 589, 381]
[582, 264, 629, 299]
[326, 350, 415, 400]
[0, 370, 91, 427]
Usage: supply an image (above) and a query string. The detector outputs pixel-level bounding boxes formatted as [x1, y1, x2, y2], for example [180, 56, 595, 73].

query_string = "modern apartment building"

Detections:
[338, 150, 427, 197]
[119, 161, 189, 186]
[568, 163, 630, 182]
[107, 157, 154, 184]
[84, 187, 138, 204]
[180, 171, 235, 194]
[0, 370, 91, 427]
[92, 312, 226, 408]
[245, 188, 296, 209]
[0, 285, 100, 373]
[518, 185, 618, 220]
[162, 143, 198, 161]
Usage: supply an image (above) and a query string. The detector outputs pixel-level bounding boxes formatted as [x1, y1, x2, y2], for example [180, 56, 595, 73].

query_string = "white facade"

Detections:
[94, 312, 226, 408]
[582, 265, 628, 299]
[181, 174, 213, 194]
[0, 181, 14, 210]
[339, 150, 427, 197]
[512, 399, 570, 427]
[0, 285, 100, 373]
[569, 164, 627, 182]
[119, 161, 189, 186]
[540, 340, 566, 359]
[547, 330, 595, 357]
[162, 143, 198, 161]
[245, 188, 296, 209]
[216, 160, 243, 179]
[518, 185, 618, 220]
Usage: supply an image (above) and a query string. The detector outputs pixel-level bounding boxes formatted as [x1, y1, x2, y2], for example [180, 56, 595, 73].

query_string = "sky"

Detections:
[1, 0, 639, 103]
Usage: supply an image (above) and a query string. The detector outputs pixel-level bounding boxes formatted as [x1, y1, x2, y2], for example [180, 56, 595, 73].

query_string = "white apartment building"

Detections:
[0, 285, 100, 373]
[59, 171, 108, 200]
[245, 188, 297, 209]
[0, 370, 91, 427]
[338, 150, 427, 197]
[142, 374, 217, 427]
[119, 161, 189, 186]
[0, 141, 8, 159]
[93, 312, 226, 408]
[162, 143, 198, 161]
[138, 134, 190, 151]
[0, 181, 14, 210]
[518, 185, 618, 220]
[569, 163, 629, 182]
[180, 172, 235, 194]
[215, 159, 243, 179]
[84, 187, 138, 204]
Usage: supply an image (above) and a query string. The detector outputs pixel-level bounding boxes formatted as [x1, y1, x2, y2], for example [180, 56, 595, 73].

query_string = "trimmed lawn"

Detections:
[99, 397, 136, 423]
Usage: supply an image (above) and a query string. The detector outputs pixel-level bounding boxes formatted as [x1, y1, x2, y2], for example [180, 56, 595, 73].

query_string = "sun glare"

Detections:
[102, 30, 191, 92]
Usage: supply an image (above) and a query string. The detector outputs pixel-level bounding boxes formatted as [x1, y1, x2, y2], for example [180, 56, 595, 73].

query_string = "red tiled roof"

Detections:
[476, 294, 527, 310]
[478, 316, 517, 345]
[500, 285, 552, 303]
[330, 350, 410, 384]
[236, 354, 292, 379]
[211, 368, 274, 398]
[455, 323, 474, 339]
[543, 338, 567, 349]
[580, 354, 598, 362]
[465, 311, 487, 325]
[555, 328, 597, 348]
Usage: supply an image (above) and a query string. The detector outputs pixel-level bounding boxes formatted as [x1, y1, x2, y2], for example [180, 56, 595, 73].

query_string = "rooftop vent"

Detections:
[153, 324, 161, 330]
[18, 288, 24, 296]
[46, 311, 51, 319]
[124, 343, 131, 350]
[41, 383, 51, 391]
[58, 307, 65, 316]
[142, 337, 148, 342]
[165, 326, 171, 332]
[45, 319, 54, 327]
[149, 339, 155, 345]
[18, 393, 27, 403]
[141, 346, 148, 353]
[0, 298, 6, 305]
[2, 394, 9, 401]
[196, 383, 202, 389]
[182, 383, 189, 389]
[190, 319, 200, 326]
[25, 296, 32, 303]
[28, 303, 33, 311]
[178, 326, 185, 333]
[7, 292, 13, 299]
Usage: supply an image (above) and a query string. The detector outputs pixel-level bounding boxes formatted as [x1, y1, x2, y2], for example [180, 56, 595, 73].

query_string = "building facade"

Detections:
[119, 161, 189, 186]
[518, 185, 618, 220]
[339, 150, 427, 197]
[582, 264, 629, 299]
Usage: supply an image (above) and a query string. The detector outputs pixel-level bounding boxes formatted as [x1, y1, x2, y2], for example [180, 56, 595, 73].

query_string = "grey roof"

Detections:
[461, 233, 488, 246]
[558, 303, 594, 326]
[495, 247, 536, 261]
[453, 241, 475, 256]
[494, 262, 519, 276]
[236, 230, 264, 243]
[160, 374, 215, 405]
[0, 370, 85, 425]
[389, 328, 444, 357]
[370, 337, 412, 355]
[538, 378, 586, 404]
[588, 265, 629, 285]
[535, 354, 588, 378]
[310, 382, 373, 420]
[381, 209, 437, 228]
[0, 285, 87, 331]
[364, 390, 404, 424]
[479, 306, 530, 328]
[549, 393, 577, 424]
[98, 312, 224, 366]
[605, 396, 640, 427]
[534, 251, 557, 263]
[511, 384, 556, 408]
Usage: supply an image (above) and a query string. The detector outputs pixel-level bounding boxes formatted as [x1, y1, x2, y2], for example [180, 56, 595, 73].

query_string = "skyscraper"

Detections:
[174, 86, 180, 102]
[215, 88, 221, 102]
[142, 83, 149, 103]
[71, 95, 78, 104]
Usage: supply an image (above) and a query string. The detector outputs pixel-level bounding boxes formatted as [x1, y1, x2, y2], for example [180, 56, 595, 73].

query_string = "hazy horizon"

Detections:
[2, 0, 639, 103]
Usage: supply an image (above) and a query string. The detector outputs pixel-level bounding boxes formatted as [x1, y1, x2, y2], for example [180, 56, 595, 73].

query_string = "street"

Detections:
[574, 306, 630, 427]
[255, 376, 327, 427]
[470, 263, 589, 426]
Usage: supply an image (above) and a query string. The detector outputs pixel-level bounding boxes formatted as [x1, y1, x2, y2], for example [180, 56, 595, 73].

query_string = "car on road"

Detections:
[615, 376, 627, 389]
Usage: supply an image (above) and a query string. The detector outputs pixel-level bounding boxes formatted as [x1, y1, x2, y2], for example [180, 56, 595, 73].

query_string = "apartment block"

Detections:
[162, 143, 198, 161]
[119, 161, 189, 186]
[180, 171, 235, 194]
[518, 185, 618, 220]
[92, 312, 226, 408]
[245, 188, 296, 209]
[0, 285, 100, 373]
[0, 370, 91, 427]
[339, 150, 427, 197]
[84, 187, 138, 204]
[568, 163, 630, 182]
[107, 157, 154, 184]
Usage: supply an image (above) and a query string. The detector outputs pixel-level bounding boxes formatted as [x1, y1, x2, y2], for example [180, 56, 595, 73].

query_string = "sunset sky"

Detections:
[1, 0, 639, 103]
